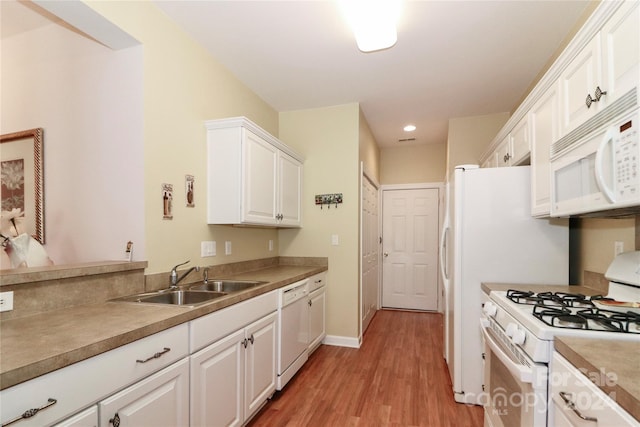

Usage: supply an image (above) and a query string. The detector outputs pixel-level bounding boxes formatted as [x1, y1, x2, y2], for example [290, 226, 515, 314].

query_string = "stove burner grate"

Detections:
[531, 303, 640, 333]
[507, 289, 595, 308]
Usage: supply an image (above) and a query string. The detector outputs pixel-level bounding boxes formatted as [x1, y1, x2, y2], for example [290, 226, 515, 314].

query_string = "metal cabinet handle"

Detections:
[585, 86, 607, 108]
[248, 334, 255, 345]
[308, 300, 313, 307]
[1, 398, 57, 426]
[242, 338, 248, 348]
[503, 153, 511, 163]
[109, 413, 121, 427]
[559, 391, 598, 422]
[136, 347, 170, 363]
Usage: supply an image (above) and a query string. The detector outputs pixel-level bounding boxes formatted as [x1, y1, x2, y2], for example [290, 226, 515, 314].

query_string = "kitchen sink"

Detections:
[189, 280, 266, 293]
[112, 289, 227, 306]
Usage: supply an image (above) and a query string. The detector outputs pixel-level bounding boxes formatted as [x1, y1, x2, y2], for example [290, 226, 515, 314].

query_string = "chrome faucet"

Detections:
[170, 260, 200, 288]
[202, 267, 210, 285]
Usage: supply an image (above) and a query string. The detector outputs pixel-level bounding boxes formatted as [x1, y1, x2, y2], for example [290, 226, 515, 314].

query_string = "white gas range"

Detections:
[480, 252, 640, 427]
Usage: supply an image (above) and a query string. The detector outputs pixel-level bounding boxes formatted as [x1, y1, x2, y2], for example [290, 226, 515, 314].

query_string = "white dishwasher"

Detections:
[277, 279, 309, 390]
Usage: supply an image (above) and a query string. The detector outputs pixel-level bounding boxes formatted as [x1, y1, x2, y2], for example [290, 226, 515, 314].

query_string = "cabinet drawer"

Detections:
[550, 353, 638, 427]
[307, 272, 326, 293]
[190, 290, 278, 352]
[0, 323, 188, 427]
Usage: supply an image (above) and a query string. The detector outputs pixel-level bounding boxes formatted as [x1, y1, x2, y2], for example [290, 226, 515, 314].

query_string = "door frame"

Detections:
[380, 182, 445, 313]
[359, 162, 381, 343]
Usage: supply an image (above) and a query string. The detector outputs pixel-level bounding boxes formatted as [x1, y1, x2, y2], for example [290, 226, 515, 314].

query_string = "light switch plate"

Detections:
[268, 240, 274, 251]
[225, 241, 232, 255]
[331, 234, 339, 246]
[0, 291, 14, 312]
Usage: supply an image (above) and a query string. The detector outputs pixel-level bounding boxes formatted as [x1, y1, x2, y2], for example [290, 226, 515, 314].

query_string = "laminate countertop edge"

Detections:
[555, 337, 640, 423]
[0, 265, 327, 390]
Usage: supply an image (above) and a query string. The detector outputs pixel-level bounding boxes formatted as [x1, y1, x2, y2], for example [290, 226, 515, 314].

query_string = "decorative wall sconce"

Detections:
[315, 193, 343, 209]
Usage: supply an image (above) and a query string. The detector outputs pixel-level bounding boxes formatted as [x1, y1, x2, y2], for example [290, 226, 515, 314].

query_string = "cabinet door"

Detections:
[278, 152, 302, 227]
[244, 312, 277, 420]
[308, 288, 326, 353]
[529, 83, 559, 217]
[496, 135, 512, 167]
[510, 117, 530, 165]
[190, 329, 244, 427]
[243, 130, 278, 225]
[53, 406, 97, 427]
[558, 35, 602, 136]
[99, 358, 189, 427]
[600, 0, 640, 108]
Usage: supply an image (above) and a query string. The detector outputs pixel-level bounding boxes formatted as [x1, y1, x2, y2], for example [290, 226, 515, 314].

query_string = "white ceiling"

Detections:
[3, 0, 592, 148]
[153, 0, 592, 147]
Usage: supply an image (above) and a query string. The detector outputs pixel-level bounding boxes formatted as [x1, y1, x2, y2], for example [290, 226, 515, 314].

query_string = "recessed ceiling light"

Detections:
[403, 124, 416, 132]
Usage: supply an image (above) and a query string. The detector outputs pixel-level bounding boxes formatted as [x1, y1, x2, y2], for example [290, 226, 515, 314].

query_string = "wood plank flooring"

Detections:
[248, 310, 484, 427]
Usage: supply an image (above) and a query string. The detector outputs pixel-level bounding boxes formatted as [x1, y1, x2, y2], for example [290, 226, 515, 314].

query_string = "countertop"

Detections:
[0, 264, 326, 390]
[555, 337, 640, 422]
[482, 282, 639, 422]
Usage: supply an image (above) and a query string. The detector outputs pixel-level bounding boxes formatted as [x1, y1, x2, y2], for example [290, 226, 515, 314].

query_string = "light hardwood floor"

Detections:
[248, 310, 484, 427]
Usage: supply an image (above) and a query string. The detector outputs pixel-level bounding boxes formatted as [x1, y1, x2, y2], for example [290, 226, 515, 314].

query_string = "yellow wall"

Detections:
[359, 108, 381, 183]
[87, 1, 281, 273]
[279, 104, 361, 339]
[446, 112, 510, 178]
[380, 143, 447, 184]
[573, 218, 637, 283]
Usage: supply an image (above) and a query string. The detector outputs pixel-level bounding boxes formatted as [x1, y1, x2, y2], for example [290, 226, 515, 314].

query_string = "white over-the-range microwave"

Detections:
[550, 87, 639, 217]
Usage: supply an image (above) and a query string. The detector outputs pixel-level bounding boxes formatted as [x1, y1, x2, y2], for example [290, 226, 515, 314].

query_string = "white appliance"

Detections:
[276, 279, 309, 390]
[481, 251, 640, 427]
[550, 88, 639, 217]
[439, 165, 569, 405]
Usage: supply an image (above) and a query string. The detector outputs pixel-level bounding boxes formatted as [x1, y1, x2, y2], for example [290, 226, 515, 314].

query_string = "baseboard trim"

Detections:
[322, 335, 361, 349]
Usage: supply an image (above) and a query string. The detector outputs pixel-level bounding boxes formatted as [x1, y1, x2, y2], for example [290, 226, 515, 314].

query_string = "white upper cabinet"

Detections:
[277, 151, 303, 226]
[600, 0, 639, 108]
[529, 84, 559, 218]
[206, 117, 303, 227]
[558, 35, 602, 136]
[559, 1, 639, 137]
[510, 116, 530, 165]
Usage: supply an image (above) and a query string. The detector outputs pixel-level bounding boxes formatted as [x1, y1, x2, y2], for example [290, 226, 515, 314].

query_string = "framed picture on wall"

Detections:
[0, 128, 45, 244]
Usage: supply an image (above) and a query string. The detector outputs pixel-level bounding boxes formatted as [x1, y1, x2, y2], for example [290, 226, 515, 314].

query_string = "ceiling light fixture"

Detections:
[403, 124, 416, 132]
[339, 0, 402, 53]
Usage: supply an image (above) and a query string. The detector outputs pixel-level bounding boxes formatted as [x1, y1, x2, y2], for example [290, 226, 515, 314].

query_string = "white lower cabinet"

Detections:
[190, 312, 277, 427]
[550, 352, 638, 427]
[53, 406, 98, 427]
[0, 324, 189, 427]
[99, 358, 189, 427]
[307, 273, 326, 353]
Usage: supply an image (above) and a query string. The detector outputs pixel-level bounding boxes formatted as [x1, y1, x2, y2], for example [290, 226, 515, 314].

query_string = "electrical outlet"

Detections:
[201, 241, 216, 257]
[0, 291, 14, 312]
[268, 240, 274, 251]
[225, 241, 232, 255]
[614, 241, 624, 256]
[331, 234, 339, 246]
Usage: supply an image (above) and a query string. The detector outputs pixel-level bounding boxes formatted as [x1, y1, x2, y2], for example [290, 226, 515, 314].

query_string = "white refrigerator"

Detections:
[439, 165, 569, 405]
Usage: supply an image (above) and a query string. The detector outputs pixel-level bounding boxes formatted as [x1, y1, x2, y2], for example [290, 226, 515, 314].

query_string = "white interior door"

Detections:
[382, 188, 439, 311]
[361, 173, 379, 334]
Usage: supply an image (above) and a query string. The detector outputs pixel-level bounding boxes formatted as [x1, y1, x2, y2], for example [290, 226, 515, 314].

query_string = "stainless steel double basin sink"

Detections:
[112, 280, 266, 307]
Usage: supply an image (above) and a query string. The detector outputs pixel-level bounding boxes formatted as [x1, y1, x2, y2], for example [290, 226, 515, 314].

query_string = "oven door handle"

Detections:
[481, 322, 533, 383]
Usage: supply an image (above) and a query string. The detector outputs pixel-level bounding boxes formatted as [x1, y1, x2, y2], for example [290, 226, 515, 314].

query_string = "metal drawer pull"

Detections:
[136, 347, 170, 363]
[559, 391, 598, 422]
[1, 398, 57, 426]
